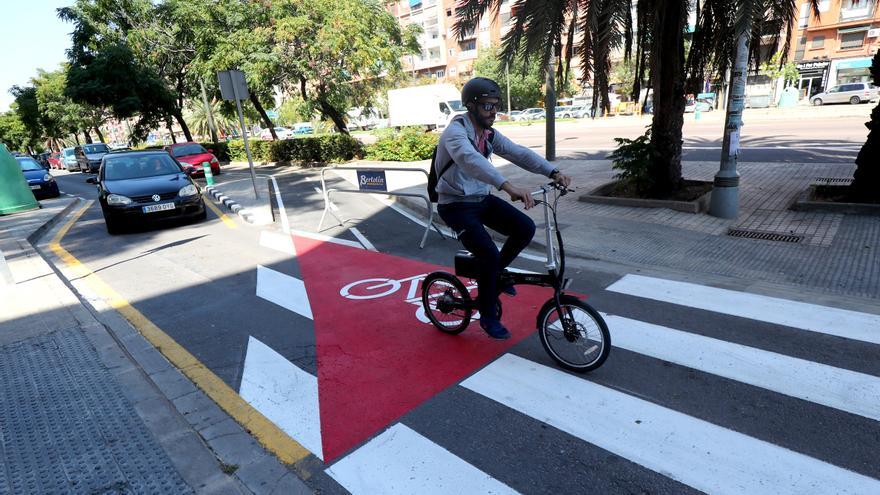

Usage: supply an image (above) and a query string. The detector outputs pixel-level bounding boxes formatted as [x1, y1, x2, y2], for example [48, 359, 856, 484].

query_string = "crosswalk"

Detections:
[322, 273, 880, 494]
[251, 229, 879, 494]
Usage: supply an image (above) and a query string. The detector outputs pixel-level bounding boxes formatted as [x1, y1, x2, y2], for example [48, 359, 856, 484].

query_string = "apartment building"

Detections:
[790, 0, 880, 99]
[387, 0, 518, 80]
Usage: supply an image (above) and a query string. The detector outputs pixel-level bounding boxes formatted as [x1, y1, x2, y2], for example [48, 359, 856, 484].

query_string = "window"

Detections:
[448, 48, 454, 56]
[436, 70, 445, 78]
[798, 4, 808, 28]
[840, 31, 865, 49]
[460, 40, 476, 51]
[810, 35, 824, 48]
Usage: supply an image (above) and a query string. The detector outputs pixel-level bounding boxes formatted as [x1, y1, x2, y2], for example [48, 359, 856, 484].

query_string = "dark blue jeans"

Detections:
[438, 195, 536, 322]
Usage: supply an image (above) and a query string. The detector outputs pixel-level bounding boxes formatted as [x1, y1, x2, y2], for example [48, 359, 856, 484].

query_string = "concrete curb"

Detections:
[205, 186, 254, 224]
[26, 197, 82, 245]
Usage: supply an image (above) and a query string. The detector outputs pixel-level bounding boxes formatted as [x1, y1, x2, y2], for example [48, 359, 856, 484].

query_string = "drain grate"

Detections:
[727, 228, 804, 243]
[811, 177, 853, 186]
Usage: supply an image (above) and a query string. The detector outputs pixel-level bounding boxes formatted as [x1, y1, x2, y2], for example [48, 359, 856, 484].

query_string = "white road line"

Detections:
[239, 336, 323, 460]
[349, 227, 377, 252]
[291, 229, 364, 250]
[256, 265, 313, 320]
[462, 354, 880, 495]
[606, 274, 880, 345]
[327, 423, 519, 495]
[314, 186, 339, 211]
[259, 230, 296, 256]
[269, 176, 290, 234]
[602, 313, 880, 421]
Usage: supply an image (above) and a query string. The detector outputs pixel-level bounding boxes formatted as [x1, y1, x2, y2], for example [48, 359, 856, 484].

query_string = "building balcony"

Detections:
[458, 49, 478, 61]
[839, 2, 875, 21]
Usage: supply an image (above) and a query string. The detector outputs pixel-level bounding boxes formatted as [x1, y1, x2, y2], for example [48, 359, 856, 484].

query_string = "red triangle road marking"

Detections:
[292, 234, 554, 462]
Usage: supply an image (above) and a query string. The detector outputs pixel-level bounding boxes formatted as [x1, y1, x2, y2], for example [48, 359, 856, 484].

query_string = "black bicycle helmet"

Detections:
[461, 77, 502, 104]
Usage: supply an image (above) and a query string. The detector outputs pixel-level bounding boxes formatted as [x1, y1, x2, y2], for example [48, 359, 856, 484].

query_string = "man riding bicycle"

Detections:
[433, 77, 572, 339]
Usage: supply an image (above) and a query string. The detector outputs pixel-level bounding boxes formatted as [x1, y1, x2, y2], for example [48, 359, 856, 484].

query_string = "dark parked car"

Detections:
[16, 156, 60, 199]
[75, 143, 111, 173]
[86, 151, 206, 234]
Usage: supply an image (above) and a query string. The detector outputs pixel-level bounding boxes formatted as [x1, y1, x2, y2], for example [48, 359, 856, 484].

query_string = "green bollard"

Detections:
[202, 161, 214, 186]
[0, 143, 40, 215]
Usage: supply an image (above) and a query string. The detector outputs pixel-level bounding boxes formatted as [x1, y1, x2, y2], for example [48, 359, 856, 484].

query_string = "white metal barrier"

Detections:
[318, 166, 446, 249]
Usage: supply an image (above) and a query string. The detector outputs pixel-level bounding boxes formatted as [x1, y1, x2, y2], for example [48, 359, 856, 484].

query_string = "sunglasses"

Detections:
[477, 102, 499, 112]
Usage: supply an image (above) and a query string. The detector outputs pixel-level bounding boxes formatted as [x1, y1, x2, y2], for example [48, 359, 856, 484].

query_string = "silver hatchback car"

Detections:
[811, 82, 879, 106]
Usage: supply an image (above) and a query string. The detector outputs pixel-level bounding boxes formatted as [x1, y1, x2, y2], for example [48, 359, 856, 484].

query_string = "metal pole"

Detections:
[505, 62, 512, 113]
[200, 79, 219, 143]
[545, 54, 556, 162]
[709, 12, 750, 219]
[231, 82, 259, 199]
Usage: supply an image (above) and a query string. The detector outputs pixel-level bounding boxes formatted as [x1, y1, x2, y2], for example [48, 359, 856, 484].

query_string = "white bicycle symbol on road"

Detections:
[339, 273, 482, 324]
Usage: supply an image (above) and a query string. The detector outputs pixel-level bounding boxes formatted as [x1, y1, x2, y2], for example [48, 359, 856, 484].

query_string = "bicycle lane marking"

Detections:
[290, 233, 556, 462]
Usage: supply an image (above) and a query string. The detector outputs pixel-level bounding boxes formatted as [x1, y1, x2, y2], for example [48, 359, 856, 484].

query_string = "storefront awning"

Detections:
[837, 58, 872, 70]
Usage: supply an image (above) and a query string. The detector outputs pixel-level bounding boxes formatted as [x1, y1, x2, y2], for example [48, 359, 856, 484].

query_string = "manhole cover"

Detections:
[727, 228, 804, 243]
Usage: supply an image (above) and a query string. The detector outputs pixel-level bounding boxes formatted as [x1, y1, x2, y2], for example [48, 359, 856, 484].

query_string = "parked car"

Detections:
[684, 97, 714, 113]
[259, 127, 294, 140]
[164, 142, 221, 177]
[35, 152, 52, 168]
[61, 147, 79, 172]
[75, 143, 111, 173]
[811, 82, 879, 106]
[47, 152, 63, 169]
[557, 105, 591, 119]
[16, 156, 60, 199]
[508, 110, 523, 121]
[292, 122, 314, 135]
[516, 108, 546, 121]
[86, 151, 206, 234]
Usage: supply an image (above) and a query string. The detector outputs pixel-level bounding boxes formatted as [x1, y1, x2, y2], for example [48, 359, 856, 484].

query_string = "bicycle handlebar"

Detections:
[531, 182, 575, 197]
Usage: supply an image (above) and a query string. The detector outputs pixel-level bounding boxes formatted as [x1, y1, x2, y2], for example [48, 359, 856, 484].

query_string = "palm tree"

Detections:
[185, 99, 239, 141]
[454, 0, 818, 196]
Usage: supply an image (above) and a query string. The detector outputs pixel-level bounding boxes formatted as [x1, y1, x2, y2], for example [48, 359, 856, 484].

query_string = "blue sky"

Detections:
[0, 1, 73, 112]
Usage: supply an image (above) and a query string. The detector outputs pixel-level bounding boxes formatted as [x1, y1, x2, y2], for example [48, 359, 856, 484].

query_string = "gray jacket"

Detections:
[434, 115, 556, 204]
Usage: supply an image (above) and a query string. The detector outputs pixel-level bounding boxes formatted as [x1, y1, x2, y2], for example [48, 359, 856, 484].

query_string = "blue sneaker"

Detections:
[480, 319, 511, 340]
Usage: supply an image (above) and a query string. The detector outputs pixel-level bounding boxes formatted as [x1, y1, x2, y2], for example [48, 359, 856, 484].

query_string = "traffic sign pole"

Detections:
[218, 70, 259, 200]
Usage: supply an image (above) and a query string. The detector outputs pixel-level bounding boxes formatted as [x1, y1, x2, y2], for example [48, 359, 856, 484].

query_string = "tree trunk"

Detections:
[648, 0, 686, 195]
[73, 133, 81, 145]
[850, 51, 880, 201]
[166, 117, 177, 144]
[200, 79, 219, 143]
[317, 96, 349, 135]
[83, 130, 93, 144]
[249, 93, 277, 140]
[93, 126, 105, 143]
[172, 109, 193, 142]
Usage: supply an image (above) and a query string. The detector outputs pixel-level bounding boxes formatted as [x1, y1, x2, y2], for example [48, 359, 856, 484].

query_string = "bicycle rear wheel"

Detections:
[537, 295, 610, 372]
[421, 272, 473, 334]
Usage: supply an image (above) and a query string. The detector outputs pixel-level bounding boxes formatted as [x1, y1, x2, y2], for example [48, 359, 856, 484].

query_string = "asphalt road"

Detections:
[49, 170, 880, 494]
[497, 106, 869, 163]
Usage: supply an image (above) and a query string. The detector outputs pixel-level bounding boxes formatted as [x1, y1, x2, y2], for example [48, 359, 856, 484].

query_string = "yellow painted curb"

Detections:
[203, 195, 238, 229]
[49, 201, 309, 465]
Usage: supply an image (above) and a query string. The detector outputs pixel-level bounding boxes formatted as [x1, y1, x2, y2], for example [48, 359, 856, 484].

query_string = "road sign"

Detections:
[217, 70, 249, 102]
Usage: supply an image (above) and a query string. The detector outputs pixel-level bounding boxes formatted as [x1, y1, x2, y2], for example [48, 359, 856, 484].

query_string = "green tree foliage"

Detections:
[473, 46, 544, 111]
[59, 0, 195, 141]
[268, 0, 420, 134]
[0, 108, 32, 152]
[10, 86, 44, 151]
[34, 67, 107, 148]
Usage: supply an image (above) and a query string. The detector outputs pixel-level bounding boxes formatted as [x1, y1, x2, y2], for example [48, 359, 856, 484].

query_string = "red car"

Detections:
[47, 152, 63, 170]
[164, 142, 221, 177]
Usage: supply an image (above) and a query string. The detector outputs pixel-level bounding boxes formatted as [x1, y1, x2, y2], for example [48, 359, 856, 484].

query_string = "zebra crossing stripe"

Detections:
[256, 265, 313, 320]
[239, 336, 323, 460]
[259, 230, 296, 256]
[602, 313, 880, 421]
[606, 274, 880, 345]
[327, 423, 518, 495]
[462, 354, 880, 495]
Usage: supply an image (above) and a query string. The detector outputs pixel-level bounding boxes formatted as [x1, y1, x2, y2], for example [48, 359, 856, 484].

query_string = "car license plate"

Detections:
[30, 185, 41, 190]
[142, 202, 175, 213]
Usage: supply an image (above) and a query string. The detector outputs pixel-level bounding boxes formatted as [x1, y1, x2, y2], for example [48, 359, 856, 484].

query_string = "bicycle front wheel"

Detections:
[537, 295, 610, 372]
[421, 272, 473, 334]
